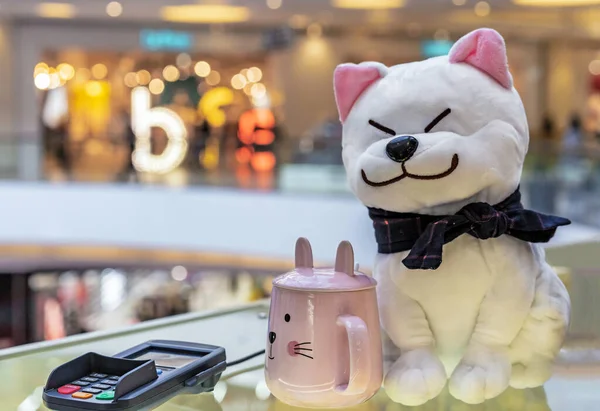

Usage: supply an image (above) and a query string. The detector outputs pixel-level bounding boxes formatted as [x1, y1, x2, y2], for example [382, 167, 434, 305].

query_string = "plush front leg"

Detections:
[449, 249, 536, 404]
[449, 343, 512, 404]
[378, 268, 447, 406]
[385, 348, 447, 406]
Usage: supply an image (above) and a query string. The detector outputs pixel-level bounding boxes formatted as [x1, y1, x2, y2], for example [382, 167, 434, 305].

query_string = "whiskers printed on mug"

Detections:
[293, 342, 313, 359]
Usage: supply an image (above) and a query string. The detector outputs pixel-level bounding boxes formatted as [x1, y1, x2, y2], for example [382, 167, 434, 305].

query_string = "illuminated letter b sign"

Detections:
[131, 86, 188, 174]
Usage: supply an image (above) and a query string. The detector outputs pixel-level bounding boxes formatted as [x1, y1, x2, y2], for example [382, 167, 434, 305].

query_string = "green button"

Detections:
[96, 391, 115, 400]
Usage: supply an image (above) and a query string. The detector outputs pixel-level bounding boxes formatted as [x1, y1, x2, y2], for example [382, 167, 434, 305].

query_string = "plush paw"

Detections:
[449, 346, 511, 404]
[510, 360, 553, 389]
[384, 348, 447, 406]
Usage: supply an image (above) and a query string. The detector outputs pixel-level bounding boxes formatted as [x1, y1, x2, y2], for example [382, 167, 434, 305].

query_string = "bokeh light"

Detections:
[37, 2, 76, 19]
[163, 65, 180, 82]
[136, 70, 152, 86]
[34, 62, 49, 76]
[176, 53, 192, 68]
[589, 60, 600, 75]
[243, 83, 254, 96]
[171, 266, 188, 281]
[48, 69, 62, 89]
[231, 74, 247, 90]
[205, 71, 221, 86]
[267, 0, 282, 9]
[34, 73, 51, 90]
[252, 94, 271, 108]
[247, 67, 263, 83]
[474, 1, 491, 16]
[124, 72, 137, 87]
[251, 83, 267, 99]
[149, 78, 165, 95]
[194, 61, 211, 77]
[57, 63, 75, 80]
[106, 1, 123, 17]
[91, 63, 108, 80]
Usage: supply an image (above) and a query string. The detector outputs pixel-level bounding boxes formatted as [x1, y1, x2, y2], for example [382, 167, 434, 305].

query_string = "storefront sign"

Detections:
[421, 40, 454, 58]
[198, 87, 234, 128]
[131, 87, 188, 174]
[140, 29, 193, 51]
[237, 108, 277, 171]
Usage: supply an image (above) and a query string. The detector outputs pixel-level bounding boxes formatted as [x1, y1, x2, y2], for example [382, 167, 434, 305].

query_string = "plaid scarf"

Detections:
[368, 187, 571, 270]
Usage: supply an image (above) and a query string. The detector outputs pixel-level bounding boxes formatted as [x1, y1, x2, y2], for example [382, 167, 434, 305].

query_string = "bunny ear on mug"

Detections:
[335, 241, 355, 276]
[295, 237, 314, 269]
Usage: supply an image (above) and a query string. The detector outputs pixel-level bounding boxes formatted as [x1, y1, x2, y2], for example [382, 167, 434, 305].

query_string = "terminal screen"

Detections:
[134, 350, 199, 369]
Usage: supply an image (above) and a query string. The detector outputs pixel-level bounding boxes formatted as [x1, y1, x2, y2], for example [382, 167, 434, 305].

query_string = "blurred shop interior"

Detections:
[0, 254, 278, 348]
[1, 0, 600, 349]
[15, 0, 600, 194]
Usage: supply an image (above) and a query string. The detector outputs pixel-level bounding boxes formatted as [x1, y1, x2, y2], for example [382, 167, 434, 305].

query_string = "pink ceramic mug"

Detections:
[265, 238, 383, 408]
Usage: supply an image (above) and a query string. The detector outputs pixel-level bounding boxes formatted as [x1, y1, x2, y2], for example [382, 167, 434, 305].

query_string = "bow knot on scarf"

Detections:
[368, 187, 571, 271]
[458, 202, 510, 240]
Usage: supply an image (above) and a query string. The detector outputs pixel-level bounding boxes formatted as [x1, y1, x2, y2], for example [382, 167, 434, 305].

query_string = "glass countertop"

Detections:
[2, 276, 600, 411]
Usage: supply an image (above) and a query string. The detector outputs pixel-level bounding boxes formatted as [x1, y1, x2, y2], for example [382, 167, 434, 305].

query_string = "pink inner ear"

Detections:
[334, 64, 382, 122]
[448, 28, 512, 89]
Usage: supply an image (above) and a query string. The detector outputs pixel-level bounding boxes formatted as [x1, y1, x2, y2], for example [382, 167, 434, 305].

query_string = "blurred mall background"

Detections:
[0, 0, 600, 349]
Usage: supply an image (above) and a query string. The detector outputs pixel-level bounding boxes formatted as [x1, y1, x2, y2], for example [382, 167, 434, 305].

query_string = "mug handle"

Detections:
[336, 314, 371, 395]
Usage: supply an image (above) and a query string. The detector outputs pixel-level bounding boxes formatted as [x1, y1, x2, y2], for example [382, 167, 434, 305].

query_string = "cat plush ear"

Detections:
[295, 237, 313, 268]
[334, 241, 355, 276]
[333, 62, 387, 123]
[449, 28, 513, 89]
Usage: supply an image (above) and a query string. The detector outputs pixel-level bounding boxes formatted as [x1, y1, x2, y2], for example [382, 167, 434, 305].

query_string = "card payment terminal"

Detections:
[42, 340, 227, 411]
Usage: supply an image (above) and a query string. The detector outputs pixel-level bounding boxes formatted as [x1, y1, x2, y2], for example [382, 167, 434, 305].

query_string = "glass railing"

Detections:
[1, 261, 279, 348]
[2, 135, 600, 227]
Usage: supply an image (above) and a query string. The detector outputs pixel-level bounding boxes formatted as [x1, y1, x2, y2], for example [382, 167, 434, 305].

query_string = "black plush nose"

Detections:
[269, 332, 276, 343]
[386, 136, 418, 163]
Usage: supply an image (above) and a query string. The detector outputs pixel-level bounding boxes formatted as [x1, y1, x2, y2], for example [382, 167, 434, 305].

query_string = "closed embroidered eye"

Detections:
[424, 108, 452, 133]
[368, 119, 395, 136]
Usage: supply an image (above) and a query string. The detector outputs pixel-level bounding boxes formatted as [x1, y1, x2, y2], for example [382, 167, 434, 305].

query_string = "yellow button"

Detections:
[72, 392, 93, 399]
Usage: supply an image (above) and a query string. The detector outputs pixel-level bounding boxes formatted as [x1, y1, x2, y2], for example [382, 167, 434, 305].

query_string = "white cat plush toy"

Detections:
[334, 28, 571, 405]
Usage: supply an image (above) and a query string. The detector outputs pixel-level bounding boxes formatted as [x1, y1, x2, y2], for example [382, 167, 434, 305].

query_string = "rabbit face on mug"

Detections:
[267, 310, 313, 362]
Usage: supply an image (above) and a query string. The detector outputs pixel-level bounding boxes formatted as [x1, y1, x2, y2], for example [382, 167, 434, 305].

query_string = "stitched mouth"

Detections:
[268, 344, 274, 360]
[361, 154, 459, 187]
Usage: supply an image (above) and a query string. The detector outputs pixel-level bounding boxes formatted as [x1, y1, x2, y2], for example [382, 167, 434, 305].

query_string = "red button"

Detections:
[58, 385, 80, 395]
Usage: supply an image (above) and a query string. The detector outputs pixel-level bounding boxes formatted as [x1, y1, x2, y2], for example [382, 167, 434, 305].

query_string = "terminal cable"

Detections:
[226, 349, 266, 367]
